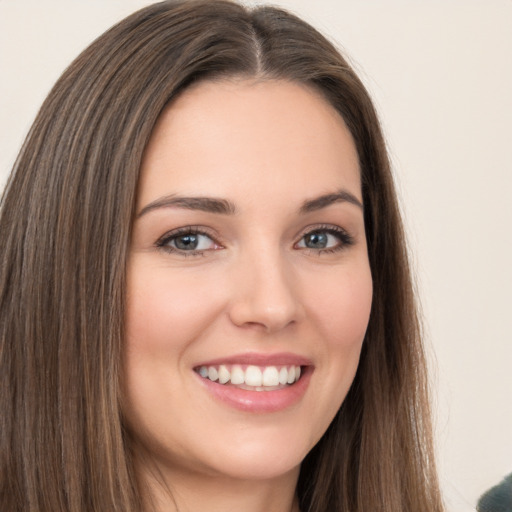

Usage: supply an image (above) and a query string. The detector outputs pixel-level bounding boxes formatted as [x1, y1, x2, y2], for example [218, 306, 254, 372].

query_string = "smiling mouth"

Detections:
[195, 364, 302, 391]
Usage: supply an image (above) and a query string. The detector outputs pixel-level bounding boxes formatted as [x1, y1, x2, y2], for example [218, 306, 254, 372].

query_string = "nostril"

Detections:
[228, 305, 298, 333]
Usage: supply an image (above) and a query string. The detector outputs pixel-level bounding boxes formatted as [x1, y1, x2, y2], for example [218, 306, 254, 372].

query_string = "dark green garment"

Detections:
[477, 473, 512, 512]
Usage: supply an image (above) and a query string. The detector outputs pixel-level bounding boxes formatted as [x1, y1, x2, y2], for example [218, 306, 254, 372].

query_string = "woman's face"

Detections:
[124, 79, 372, 484]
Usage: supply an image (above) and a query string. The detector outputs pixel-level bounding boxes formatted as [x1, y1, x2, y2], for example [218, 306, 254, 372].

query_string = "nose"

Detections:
[228, 249, 303, 333]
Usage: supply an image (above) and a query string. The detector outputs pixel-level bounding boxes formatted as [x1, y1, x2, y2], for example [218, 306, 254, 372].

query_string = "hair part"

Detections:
[0, 1, 443, 510]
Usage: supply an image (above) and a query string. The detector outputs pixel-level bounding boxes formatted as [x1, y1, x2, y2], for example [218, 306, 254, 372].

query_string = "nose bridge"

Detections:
[228, 243, 301, 332]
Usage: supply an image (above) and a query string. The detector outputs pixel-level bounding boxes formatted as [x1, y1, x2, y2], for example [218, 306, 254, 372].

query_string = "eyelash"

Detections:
[156, 226, 219, 256]
[295, 224, 354, 255]
[155, 224, 354, 256]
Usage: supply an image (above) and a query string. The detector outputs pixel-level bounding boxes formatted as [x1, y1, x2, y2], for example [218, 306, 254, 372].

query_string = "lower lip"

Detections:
[195, 367, 313, 413]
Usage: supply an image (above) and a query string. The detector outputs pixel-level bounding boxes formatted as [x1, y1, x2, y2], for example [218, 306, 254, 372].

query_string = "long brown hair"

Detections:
[0, 1, 444, 510]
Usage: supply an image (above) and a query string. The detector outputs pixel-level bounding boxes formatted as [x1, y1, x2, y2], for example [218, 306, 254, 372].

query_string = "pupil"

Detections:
[175, 234, 198, 250]
[306, 232, 327, 248]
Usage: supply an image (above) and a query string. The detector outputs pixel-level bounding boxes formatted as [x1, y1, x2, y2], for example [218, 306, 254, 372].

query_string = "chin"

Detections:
[205, 452, 303, 482]
[195, 424, 320, 482]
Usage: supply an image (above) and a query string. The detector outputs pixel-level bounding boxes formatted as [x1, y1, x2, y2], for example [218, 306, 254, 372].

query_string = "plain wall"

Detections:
[1, 2, 511, 510]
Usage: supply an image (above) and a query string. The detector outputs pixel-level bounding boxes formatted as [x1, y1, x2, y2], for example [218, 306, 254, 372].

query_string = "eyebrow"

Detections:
[137, 195, 237, 218]
[299, 190, 363, 213]
[136, 189, 363, 218]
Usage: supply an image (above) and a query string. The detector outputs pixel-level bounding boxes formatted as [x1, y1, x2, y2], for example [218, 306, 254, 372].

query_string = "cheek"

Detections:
[122, 263, 228, 444]
[294, 262, 372, 443]
[125, 264, 224, 356]
[310, 265, 373, 350]
[308, 262, 372, 389]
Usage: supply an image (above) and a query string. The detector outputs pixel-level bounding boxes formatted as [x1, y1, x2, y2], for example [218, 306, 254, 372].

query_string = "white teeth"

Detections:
[208, 366, 218, 382]
[245, 365, 262, 386]
[218, 365, 230, 384]
[197, 364, 303, 388]
[262, 366, 279, 386]
[231, 365, 245, 385]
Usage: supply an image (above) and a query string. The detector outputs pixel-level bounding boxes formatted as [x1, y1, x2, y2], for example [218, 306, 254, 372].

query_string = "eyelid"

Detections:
[155, 225, 223, 254]
[153, 223, 354, 256]
[294, 224, 354, 252]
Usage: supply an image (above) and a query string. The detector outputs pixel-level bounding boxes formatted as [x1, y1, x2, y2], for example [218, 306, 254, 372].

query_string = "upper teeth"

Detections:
[197, 364, 301, 387]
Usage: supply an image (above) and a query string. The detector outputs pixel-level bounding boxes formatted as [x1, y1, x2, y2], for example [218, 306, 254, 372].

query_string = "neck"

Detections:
[138, 461, 301, 512]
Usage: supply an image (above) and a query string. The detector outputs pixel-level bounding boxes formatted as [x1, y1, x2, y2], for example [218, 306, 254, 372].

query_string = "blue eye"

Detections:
[296, 227, 353, 252]
[157, 229, 218, 253]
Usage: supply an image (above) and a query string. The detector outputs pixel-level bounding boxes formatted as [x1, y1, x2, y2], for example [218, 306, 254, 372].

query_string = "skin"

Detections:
[124, 78, 373, 512]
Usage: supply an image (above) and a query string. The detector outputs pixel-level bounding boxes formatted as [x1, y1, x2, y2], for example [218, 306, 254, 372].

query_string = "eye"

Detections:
[295, 226, 353, 252]
[156, 228, 220, 254]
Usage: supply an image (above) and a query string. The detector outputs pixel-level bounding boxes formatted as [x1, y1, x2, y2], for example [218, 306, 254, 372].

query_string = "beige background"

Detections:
[1, 1, 511, 510]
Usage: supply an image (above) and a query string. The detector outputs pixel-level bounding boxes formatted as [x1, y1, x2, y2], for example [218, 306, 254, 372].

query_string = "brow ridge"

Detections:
[137, 195, 236, 217]
[299, 190, 363, 213]
[137, 189, 362, 218]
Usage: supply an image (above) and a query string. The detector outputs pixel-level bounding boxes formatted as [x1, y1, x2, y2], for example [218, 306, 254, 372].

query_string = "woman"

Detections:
[0, 1, 444, 511]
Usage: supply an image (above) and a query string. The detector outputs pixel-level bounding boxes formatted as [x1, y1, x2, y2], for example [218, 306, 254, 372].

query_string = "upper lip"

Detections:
[194, 352, 313, 368]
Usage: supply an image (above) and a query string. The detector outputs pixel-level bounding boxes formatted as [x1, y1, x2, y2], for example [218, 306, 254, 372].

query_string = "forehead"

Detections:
[138, 79, 361, 206]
